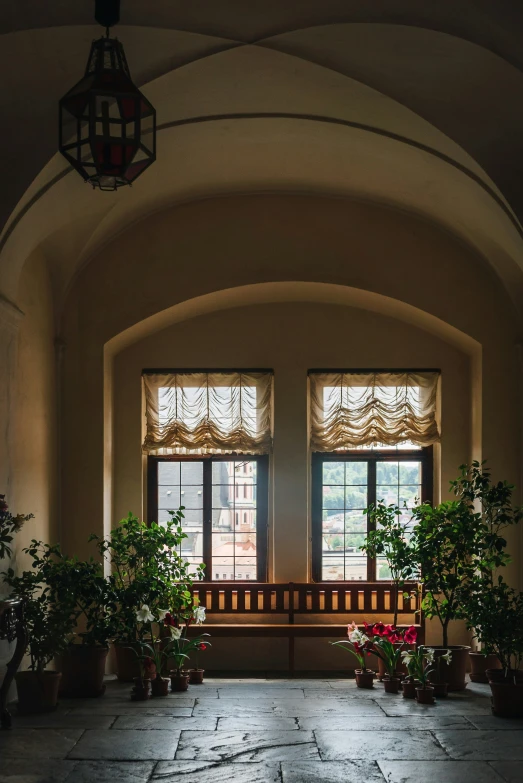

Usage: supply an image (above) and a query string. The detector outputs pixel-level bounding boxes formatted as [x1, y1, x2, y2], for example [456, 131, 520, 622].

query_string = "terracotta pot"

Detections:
[490, 681, 523, 718]
[15, 670, 62, 714]
[114, 643, 157, 682]
[416, 685, 435, 704]
[430, 680, 448, 698]
[59, 645, 108, 698]
[151, 676, 170, 697]
[402, 679, 418, 699]
[131, 677, 151, 701]
[188, 668, 205, 685]
[355, 669, 374, 689]
[487, 669, 523, 684]
[469, 652, 502, 683]
[429, 646, 470, 691]
[383, 677, 401, 694]
[170, 672, 190, 692]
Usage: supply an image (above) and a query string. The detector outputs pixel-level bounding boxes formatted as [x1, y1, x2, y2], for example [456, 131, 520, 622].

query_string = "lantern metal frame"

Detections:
[58, 1, 156, 191]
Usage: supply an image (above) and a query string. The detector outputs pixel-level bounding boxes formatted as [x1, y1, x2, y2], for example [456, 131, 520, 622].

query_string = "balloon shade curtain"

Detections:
[142, 372, 273, 455]
[310, 371, 440, 451]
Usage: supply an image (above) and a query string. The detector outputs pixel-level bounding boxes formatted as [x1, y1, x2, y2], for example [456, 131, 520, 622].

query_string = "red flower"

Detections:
[353, 641, 362, 654]
[382, 624, 396, 638]
[404, 626, 417, 645]
[198, 643, 207, 651]
[363, 622, 375, 636]
[373, 622, 386, 636]
[388, 633, 401, 644]
[163, 612, 175, 627]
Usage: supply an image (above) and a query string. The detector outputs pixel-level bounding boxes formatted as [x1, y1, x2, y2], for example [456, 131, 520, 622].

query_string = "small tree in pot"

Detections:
[362, 501, 418, 628]
[451, 461, 522, 682]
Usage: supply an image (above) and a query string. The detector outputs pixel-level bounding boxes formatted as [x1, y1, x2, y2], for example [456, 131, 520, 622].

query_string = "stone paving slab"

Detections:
[68, 729, 180, 761]
[64, 761, 155, 783]
[489, 761, 523, 782]
[316, 729, 447, 760]
[175, 730, 319, 762]
[281, 760, 385, 782]
[216, 688, 305, 699]
[378, 760, 506, 783]
[193, 697, 383, 717]
[466, 716, 523, 730]
[0, 759, 76, 783]
[0, 728, 84, 759]
[434, 730, 523, 761]
[217, 716, 299, 731]
[113, 716, 215, 731]
[379, 699, 491, 716]
[5, 713, 115, 729]
[298, 715, 471, 731]
[67, 704, 193, 717]
[152, 761, 281, 781]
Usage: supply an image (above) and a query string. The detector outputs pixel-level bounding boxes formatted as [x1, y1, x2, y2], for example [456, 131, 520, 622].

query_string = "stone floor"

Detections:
[0, 677, 522, 783]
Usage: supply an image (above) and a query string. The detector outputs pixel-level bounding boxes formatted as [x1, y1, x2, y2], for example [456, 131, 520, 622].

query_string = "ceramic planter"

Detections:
[383, 677, 401, 694]
[355, 669, 374, 689]
[15, 670, 62, 714]
[486, 669, 523, 684]
[151, 676, 170, 697]
[170, 671, 190, 692]
[130, 677, 151, 701]
[59, 645, 108, 698]
[429, 646, 470, 691]
[188, 668, 205, 685]
[114, 643, 157, 682]
[469, 652, 502, 683]
[416, 685, 435, 704]
[489, 681, 523, 717]
[402, 679, 419, 699]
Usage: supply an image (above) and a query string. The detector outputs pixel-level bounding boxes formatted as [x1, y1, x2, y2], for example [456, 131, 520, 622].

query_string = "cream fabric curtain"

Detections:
[310, 371, 440, 451]
[142, 372, 273, 455]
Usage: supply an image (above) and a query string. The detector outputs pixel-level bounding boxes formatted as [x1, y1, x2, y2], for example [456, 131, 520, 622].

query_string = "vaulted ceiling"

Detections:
[1, 1, 523, 312]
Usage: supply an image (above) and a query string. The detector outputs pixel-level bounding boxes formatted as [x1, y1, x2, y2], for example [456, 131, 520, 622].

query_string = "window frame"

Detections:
[147, 453, 269, 582]
[311, 447, 433, 583]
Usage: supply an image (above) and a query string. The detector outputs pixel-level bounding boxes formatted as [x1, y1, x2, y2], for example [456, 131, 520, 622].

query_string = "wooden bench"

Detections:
[189, 582, 423, 673]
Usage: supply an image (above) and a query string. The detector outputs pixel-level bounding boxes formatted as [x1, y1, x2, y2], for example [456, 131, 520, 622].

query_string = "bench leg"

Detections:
[288, 636, 295, 677]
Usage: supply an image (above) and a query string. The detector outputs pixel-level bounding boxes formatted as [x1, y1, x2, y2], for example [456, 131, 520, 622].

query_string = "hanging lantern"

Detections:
[59, 0, 156, 191]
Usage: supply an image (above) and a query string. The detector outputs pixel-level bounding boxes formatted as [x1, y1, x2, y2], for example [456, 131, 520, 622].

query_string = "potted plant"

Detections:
[0, 496, 33, 563]
[451, 462, 521, 682]
[164, 609, 211, 692]
[2, 546, 75, 713]
[91, 510, 204, 681]
[367, 623, 417, 694]
[127, 605, 178, 697]
[465, 577, 523, 717]
[330, 622, 375, 688]
[402, 646, 451, 704]
[409, 499, 477, 690]
[21, 543, 116, 699]
[362, 501, 418, 628]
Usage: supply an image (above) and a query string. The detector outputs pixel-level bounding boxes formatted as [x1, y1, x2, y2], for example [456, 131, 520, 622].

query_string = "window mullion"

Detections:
[203, 460, 212, 581]
[367, 459, 377, 581]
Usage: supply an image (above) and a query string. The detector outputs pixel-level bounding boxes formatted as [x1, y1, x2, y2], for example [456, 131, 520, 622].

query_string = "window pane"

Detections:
[399, 485, 421, 508]
[322, 462, 344, 485]
[376, 485, 399, 505]
[345, 556, 367, 581]
[181, 462, 203, 484]
[399, 462, 422, 485]
[322, 561, 344, 580]
[180, 485, 203, 509]
[212, 484, 234, 508]
[158, 486, 181, 507]
[377, 558, 392, 580]
[323, 486, 345, 509]
[181, 509, 203, 530]
[345, 510, 367, 533]
[322, 510, 344, 533]
[345, 486, 367, 509]
[212, 461, 235, 483]
[322, 534, 344, 553]
[345, 462, 367, 485]
[158, 462, 180, 485]
[377, 462, 399, 484]
[212, 508, 234, 531]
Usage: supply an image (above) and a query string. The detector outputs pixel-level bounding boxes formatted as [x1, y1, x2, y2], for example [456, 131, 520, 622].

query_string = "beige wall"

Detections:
[55, 193, 522, 665]
[12, 249, 58, 569]
[113, 302, 471, 582]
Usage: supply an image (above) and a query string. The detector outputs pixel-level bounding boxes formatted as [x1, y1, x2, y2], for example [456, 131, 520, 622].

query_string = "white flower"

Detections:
[424, 647, 435, 664]
[157, 609, 171, 623]
[193, 606, 206, 625]
[348, 628, 368, 645]
[442, 650, 453, 664]
[170, 626, 182, 640]
[401, 650, 415, 662]
[136, 604, 154, 624]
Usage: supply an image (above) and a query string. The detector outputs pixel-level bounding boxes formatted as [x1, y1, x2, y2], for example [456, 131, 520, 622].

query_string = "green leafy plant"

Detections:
[401, 645, 451, 689]
[464, 576, 523, 675]
[330, 622, 374, 671]
[163, 606, 210, 676]
[362, 501, 418, 627]
[90, 511, 204, 645]
[0, 495, 33, 561]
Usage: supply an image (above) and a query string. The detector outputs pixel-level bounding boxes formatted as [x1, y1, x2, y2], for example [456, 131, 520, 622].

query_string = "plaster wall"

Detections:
[59, 194, 522, 638]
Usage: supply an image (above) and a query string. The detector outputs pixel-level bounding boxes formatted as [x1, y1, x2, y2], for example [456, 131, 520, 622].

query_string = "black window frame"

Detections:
[147, 453, 269, 582]
[311, 446, 433, 583]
